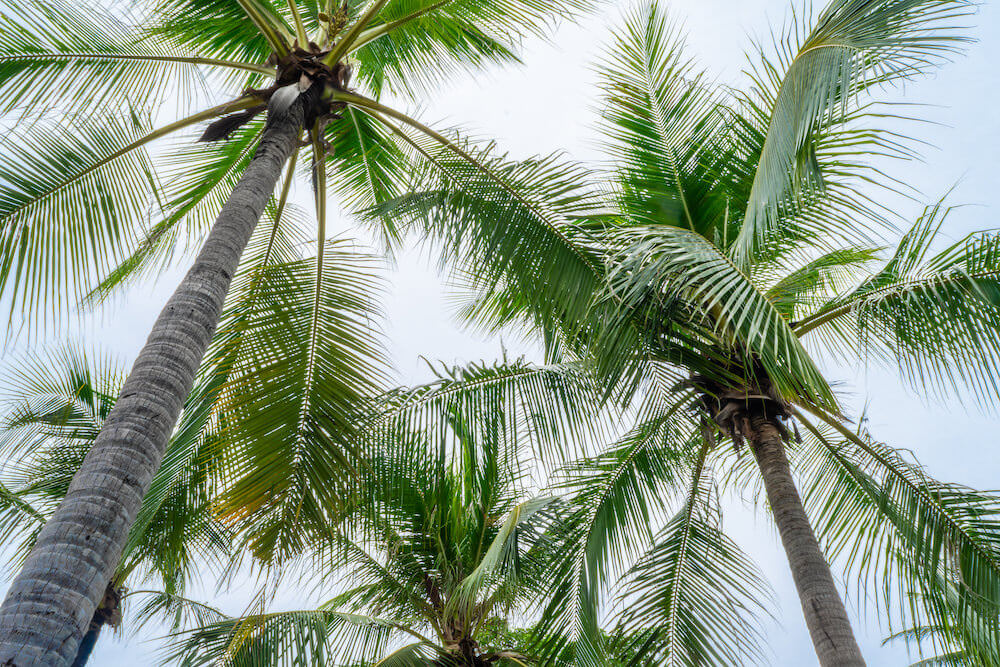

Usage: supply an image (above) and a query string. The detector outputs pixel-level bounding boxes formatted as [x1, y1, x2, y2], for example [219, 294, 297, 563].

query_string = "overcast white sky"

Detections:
[3, 0, 999, 664]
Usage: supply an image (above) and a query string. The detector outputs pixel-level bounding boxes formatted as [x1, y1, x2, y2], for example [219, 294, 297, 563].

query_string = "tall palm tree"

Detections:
[0, 346, 233, 665]
[0, 0, 595, 661]
[374, 0, 1000, 664]
[166, 360, 599, 667]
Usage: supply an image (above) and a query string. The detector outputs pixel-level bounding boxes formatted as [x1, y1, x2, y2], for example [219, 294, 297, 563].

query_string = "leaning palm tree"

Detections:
[167, 360, 598, 667]
[373, 0, 1000, 664]
[0, 345, 233, 665]
[0, 0, 595, 661]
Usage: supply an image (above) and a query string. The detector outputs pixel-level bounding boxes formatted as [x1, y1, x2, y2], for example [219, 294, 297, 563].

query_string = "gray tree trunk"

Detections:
[749, 414, 866, 666]
[0, 100, 305, 666]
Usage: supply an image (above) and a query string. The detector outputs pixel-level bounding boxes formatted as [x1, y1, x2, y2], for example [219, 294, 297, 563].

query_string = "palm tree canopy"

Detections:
[1, 0, 604, 567]
[166, 359, 607, 666]
[372, 0, 1000, 663]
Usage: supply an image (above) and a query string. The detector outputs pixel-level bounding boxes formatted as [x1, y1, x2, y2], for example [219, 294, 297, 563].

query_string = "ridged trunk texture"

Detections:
[0, 101, 305, 666]
[748, 415, 866, 666]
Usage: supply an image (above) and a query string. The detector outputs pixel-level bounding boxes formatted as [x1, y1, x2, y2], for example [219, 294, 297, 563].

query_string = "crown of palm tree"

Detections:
[0, 0, 601, 662]
[165, 359, 592, 666]
[370, 0, 1000, 663]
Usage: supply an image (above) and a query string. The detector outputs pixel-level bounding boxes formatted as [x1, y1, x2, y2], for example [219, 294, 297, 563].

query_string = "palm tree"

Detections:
[0, 346, 234, 664]
[0, 0, 595, 661]
[374, 0, 1000, 664]
[166, 360, 597, 667]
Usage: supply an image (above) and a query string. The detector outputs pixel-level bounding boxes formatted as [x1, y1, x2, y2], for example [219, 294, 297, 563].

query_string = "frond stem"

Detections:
[350, 0, 452, 51]
[286, 0, 309, 46]
[793, 268, 1000, 336]
[0, 52, 274, 76]
[0, 97, 256, 226]
[234, 0, 294, 56]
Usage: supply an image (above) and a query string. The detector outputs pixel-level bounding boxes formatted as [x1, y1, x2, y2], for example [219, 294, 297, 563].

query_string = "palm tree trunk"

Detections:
[748, 414, 866, 666]
[69, 625, 100, 667]
[0, 100, 305, 666]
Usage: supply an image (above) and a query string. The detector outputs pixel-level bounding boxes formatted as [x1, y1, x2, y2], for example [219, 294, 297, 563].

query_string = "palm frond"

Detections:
[531, 410, 696, 666]
[796, 201, 1000, 408]
[325, 107, 408, 217]
[449, 496, 559, 621]
[794, 407, 1000, 663]
[151, 0, 290, 64]
[733, 0, 974, 263]
[611, 446, 771, 667]
[0, 113, 158, 329]
[0, 0, 243, 118]
[349, 0, 597, 98]
[597, 2, 731, 241]
[86, 111, 279, 308]
[166, 607, 397, 667]
[371, 359, 610, 470]
[364, 135, 607, 350]
[209, 237, 389, 564]
[764, 246, 879, 319]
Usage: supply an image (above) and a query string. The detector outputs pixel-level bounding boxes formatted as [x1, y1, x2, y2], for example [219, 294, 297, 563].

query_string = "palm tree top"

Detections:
[168, 360, 581, 666]
[368, 0, 1000, 663]
[0, 0, 599, 329]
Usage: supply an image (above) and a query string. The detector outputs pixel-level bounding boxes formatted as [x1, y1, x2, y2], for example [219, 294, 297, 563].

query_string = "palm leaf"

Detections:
[796, 201, 1000, 407]
[611, 446, 771, 667]
[794, 407, 1000, 664]
[210, 238, 389, 564]
[532, 410, 696, 666]
[349, 0, 597, 98]
[733, 0, 974, 262]
[0, 113, 157, 328]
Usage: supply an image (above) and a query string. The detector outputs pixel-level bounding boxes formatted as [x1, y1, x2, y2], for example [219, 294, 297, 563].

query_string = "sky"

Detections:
[2, 0, 1000, 664]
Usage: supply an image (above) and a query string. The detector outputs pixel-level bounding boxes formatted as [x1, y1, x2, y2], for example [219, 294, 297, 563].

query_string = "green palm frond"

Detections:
[366, 138, 607, 347]
[0, 112, 157, 327]
[796, 201, 1000, 407]
[210, 237, 389, 564]
[88, 115, 273, 305]
[794, 408, 1000, 663]
[610, 447, 771, 667]
[532, 410, 696, 666]
[601, 224, 837, 408]
[733, 0, 975, 263]
[325, 107, 408, 216]
[762, 246, 879, 319]
[371, 359, 609, 469]
[151, 0, 291, 64]
[0, 0, 251, 119]
[349, 0, 598, 98]
[598, 2, 730, 241]
[126, 590, 227, 637]
[449, 496, 559, 622]
[166, 607, 398, 667]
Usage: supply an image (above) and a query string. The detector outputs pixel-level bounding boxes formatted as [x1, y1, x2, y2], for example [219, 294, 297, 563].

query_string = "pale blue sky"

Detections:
[3, 0, 999, 664]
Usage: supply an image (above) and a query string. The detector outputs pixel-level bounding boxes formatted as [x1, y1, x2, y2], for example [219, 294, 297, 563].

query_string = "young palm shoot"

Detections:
[0, 0, 596, 662]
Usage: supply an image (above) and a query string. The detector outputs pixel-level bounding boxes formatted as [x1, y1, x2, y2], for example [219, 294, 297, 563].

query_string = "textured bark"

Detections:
[749, 415, 866, 666]
[0, 101, 305, 666]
